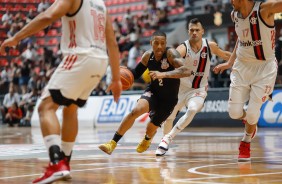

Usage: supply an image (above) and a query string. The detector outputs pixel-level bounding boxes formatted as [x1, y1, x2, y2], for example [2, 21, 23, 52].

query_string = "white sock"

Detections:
[61, 141, 75, 156]
[242, 131, 252, 143]
[43, 134, 61, 152]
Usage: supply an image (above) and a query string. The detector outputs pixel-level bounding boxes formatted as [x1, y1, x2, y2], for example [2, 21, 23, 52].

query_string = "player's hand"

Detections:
[149, 71, 163, 80]
[0, 37, 19, 55]
[213, 62, 232, 74]
[106, 80, 122, 103]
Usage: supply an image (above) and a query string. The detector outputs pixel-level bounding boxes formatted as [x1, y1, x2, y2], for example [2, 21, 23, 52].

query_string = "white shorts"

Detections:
[230, 59, 277, 105]
[41, 54, 108, 105]
[175, 85, 207, 111]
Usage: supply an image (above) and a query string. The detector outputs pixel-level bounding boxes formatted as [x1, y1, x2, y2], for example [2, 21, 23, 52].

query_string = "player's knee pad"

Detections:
[245, 110, 260, 125]
[228, 104, 244, 120]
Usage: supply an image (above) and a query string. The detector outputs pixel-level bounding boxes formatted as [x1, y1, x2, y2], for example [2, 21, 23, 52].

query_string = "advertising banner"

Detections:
[259, 90, 282, 127]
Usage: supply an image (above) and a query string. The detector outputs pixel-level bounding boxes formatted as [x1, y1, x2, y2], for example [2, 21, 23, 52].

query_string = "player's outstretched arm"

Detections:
[209, 41, 231, 61]
[213, 39, 238, 74]
[149, 48, 193, 79]
[0, 0, 73, 55]
[105, 12, 122, 103]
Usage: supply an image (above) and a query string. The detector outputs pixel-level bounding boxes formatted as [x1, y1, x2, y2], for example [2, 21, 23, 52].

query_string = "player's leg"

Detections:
[137, 99, 176, 153]
[33, 55, 106, 183]
[156, 95, 205, 156]
[162, 101, 184, 135]
[99, 98, 150, 155]
[162, 86, 187, 135]
[61, 103, 78, 175]
[33, 96, 70, 184]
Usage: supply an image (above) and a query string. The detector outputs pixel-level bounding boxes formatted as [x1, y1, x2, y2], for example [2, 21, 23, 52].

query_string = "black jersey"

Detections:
[146, 48, 180, 100]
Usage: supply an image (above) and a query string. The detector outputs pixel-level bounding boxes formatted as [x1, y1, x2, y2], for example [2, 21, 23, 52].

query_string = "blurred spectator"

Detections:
[19, 61, 31, 94]
[27, 72, 38, 92]
[37, 0, 50, 13]
[26, 9, 36, 24]
[1, 84, 21, 123]
[7, 23, 18, 38]
[36, 71, 48, 94]
[13, 12, 25, 30]
[5, 102, 23, 127]
[156, 0, 168, 11]
[1, 10, 10, 23]
[127, 41, 141, 69]
[123, 9, 132, 21]
[19, 104, 32, 127]
[19, 88, 39, 117]
[0, 65, 11, 94]
[11, 63, 21, 93]
[156, 8, 169, 25]
[21, 43, 38, 62]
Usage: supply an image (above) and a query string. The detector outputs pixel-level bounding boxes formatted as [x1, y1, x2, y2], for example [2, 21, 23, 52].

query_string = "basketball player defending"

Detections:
[0, 0, 122, 183]
[213, 0, 282, 161]
[155, 18, 231, 156]
[99, 31, 194, 155]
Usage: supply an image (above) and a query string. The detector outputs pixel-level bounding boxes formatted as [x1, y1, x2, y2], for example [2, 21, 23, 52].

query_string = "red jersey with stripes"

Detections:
[233, 2, 276, 62]
[60, 0, 108, 59]
[181, 38, 210, 89]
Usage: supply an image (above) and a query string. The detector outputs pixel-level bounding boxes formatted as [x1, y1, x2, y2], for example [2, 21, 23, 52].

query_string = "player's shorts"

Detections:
[177, 85, 207, 108]
[41, 54, 108, 107]
[140, 90, 178, 127]
[230, 59, 277, 105]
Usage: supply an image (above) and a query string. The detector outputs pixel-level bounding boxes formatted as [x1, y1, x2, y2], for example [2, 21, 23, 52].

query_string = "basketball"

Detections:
[120, 67, 134, 90]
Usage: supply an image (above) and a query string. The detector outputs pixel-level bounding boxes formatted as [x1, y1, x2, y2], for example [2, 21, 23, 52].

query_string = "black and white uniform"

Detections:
[141, 48, 180, 126]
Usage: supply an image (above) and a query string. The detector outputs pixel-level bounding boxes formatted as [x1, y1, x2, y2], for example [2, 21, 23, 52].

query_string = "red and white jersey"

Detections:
[181, 38, 211, 89]
[233, 2, 276, 62]
[60, 0, 108, 59]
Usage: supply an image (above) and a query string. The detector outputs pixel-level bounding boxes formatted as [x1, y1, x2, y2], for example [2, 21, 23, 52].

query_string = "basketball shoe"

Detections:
[238, 141, 251, 162]
[98, 140, 117, 155]
[242, 120, 258, 139]
[155, 135, 172, 156]
[136, 137, 151, 153]
[32, 159, 70, 184]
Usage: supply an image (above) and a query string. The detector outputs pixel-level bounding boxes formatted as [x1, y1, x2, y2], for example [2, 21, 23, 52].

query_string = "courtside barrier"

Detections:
[30, 87, 282, 128]
[31, 95, 150, 128]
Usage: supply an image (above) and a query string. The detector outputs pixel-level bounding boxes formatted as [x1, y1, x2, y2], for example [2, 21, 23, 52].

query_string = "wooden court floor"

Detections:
[0, 124, 282, 184]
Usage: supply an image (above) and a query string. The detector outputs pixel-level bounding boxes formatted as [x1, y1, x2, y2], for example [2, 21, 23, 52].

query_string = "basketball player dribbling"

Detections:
[0, 0, 122, 183]
[213, 0, 282, 162]
[99, 31, 194, 155]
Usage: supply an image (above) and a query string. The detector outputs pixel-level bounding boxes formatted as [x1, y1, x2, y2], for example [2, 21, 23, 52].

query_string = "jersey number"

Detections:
[91, 10, 105, 42]
[242, 28, 249, 38]
[158, 79, 163, 86]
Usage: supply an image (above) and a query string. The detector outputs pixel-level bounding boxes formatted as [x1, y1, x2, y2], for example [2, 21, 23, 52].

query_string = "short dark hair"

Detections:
[186, 18, 204, 29]
[152, 30, 166, 38]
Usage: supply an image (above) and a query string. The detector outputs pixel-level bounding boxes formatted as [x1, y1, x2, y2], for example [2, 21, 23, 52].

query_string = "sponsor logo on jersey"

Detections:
[239, 40, 263, 47]
[193, 72, 205, 76]
[161, 59, 169, 69]
[201, 52, 207, 59]
[250, 17, 257, 25]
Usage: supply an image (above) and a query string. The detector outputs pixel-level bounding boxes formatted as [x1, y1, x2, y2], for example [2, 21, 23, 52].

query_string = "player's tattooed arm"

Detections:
[139, 50, 151, 67]
[149, 48, 193, 80]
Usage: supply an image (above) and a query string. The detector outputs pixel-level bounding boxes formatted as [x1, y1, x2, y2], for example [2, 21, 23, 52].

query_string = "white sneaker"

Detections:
[155, 135, 172, 156]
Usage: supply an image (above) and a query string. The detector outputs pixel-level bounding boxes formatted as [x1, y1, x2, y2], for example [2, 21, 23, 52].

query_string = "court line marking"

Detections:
[186, 162, 282, 181]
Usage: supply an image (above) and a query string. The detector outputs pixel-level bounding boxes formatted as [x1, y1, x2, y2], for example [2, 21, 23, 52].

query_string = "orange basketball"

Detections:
[120, 67, 134, 90]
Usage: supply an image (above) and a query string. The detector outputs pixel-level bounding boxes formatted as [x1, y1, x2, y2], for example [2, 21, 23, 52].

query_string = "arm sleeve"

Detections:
[129, 62, 147, 80]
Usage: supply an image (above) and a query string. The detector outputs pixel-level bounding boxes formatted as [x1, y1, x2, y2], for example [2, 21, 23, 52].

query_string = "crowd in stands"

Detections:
[0, 0, 281, 127]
